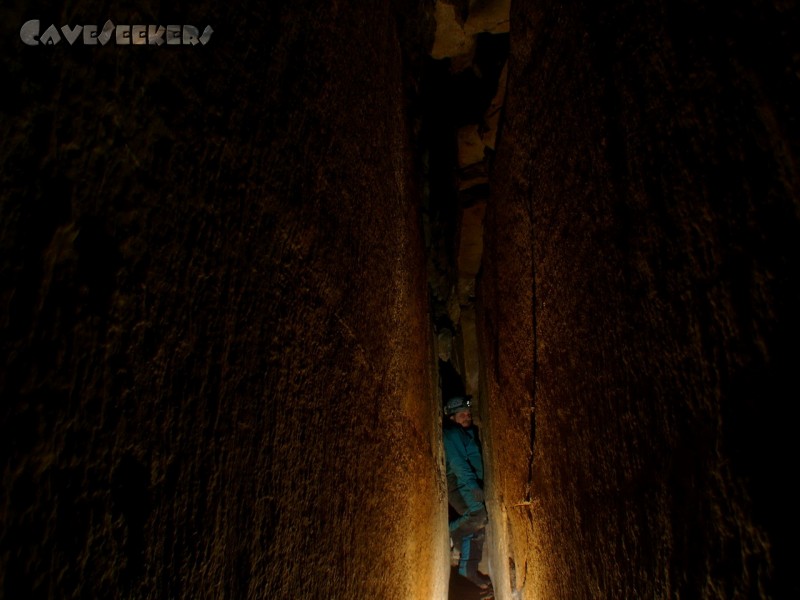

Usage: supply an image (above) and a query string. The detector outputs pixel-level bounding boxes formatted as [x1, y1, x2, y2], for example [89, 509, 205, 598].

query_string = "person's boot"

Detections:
[477, 581, 494, 599]
[465, 568, 494, 599]
[465, 570, 493, 598]
[466, 571, 492, 590]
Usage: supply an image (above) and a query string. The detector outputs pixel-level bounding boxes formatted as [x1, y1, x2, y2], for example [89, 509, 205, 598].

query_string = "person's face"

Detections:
[451, 410, 472, 428]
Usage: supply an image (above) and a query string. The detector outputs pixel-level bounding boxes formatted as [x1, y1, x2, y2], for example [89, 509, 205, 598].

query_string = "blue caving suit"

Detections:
[443, 420, 488, 583]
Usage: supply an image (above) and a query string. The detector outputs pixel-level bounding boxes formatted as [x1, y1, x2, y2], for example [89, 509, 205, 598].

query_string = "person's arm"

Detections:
[444, 428, 480, 489]
[465, 433, 484, 483]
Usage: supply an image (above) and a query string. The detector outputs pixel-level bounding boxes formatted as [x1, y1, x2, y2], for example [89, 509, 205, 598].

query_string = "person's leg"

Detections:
[450, 486, 493, 593]
[461, 529, 491, 588]
[448, 485, 470, 550]
[449, 506, 487, 549]
[458, 531, 474, 577]
[448, 480, 470, 515]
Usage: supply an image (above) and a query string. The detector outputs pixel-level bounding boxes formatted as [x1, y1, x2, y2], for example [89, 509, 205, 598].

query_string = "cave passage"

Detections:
[414, 10, 511, 597]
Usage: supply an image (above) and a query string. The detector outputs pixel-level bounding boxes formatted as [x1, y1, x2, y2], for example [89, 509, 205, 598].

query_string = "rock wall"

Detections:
[479, 1, 800, 598]
[1, 2, 448, 598]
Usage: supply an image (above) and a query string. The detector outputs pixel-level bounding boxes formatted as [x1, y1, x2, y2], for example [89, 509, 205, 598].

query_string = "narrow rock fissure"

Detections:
[411, 3, 511, 596]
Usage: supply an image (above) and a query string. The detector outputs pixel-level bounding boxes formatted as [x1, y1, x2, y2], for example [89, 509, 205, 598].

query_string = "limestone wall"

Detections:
[479, 1, 800, 598]
[1, 2, 447, 598]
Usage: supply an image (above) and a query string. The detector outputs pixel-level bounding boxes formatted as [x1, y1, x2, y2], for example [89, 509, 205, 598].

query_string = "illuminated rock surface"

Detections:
[1, 2, 447, 598]
[479, 2, 799, 599]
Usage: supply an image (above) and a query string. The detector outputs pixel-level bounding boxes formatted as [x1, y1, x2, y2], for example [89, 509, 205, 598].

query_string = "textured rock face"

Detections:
[479, 1, 799, 599]
[1, 2, 447, 599]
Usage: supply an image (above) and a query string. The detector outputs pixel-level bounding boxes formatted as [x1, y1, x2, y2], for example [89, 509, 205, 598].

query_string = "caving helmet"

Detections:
[444, 395, 472, 415]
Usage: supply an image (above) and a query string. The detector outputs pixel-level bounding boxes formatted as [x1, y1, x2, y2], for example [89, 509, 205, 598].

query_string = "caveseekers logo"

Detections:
[20, 19, 213, 46]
